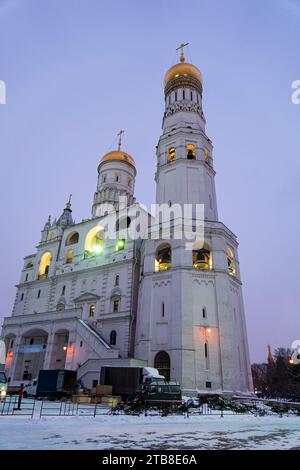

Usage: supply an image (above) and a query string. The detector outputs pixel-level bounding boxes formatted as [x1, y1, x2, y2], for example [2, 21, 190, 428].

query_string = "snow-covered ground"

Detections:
[0, 413, 299, 450]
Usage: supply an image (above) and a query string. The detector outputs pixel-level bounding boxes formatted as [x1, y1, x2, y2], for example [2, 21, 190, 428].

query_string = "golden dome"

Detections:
[100, 150, 135, 167]
[164, 62, 202, 87]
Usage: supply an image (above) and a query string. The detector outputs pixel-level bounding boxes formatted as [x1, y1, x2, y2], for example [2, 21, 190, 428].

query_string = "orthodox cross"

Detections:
[176, 42, 189, 63]
[117, 129, 125, 151]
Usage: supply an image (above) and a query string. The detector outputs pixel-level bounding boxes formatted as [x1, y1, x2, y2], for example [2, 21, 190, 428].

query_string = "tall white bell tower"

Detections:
[135, 45, 253, 393]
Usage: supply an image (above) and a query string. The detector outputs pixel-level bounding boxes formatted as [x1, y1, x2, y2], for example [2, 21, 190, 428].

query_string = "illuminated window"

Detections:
[84, 226, 105, 258]
[167, 147, 175, 162]
[110, 330, 117, 345]
[192, 243, 212, 270]
[187, 144, 196, 159]
[66, 249, 74, 264]
[227, 248, 236, 276]
[113, 299, 119, 313]
[204, 149, 209, 162]
[155, 243, 172, 272]
[116, 238, 125, 251]
[38, 252, 52, 279]
[89, 305, 95, 318]
[65, 231, 79, 246]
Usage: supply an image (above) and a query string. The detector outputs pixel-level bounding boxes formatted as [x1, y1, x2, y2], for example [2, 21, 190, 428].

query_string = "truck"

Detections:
[100, 366, 164, 398]
[0, 340, 7, 400]
[100, 365, 182, 409]
[23, 369, 77, 399]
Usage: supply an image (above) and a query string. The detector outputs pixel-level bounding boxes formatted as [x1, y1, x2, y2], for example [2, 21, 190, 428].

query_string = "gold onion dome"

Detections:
[164, 62, 202, 88]
[100, 150, 135, 167]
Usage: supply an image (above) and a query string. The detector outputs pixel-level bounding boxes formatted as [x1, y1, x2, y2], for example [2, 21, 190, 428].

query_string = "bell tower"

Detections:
[135, 46, 253, 394]
[156, 43, 217, 221]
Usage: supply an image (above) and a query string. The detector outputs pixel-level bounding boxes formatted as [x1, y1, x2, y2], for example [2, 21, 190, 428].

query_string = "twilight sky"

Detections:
[0, 0, 299, 363]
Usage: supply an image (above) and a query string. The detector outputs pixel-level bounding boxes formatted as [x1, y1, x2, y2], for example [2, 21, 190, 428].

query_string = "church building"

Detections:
[1, 46, 253, 393]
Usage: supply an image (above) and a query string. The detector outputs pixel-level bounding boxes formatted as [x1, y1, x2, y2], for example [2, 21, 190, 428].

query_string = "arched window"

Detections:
[116, 216, 131, 232]
[110, 330, 117, 345]
[205, 342, 210, 369]
[65, 231, 79, 246]
[167, 147, 175, 162]
[89, 305, 95, 318]
[62, 285, 66, 296]
[204, 149, 209, 162]
[192, 243, 212, 270]
[112, 299, 119, 313]
[227, 248, 236, 276]
[154, 351, 171, 381]
[155, 243, 172, 271]
[115, 274, 119, 286]
[84, 226, 105, 258]
[38, 252, 52, 279]
[187, 144, 196, 159]
[66, 249, 74, 264]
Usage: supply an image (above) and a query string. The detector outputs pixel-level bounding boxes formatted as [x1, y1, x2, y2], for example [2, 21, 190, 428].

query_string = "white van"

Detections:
[23, 378, 38, 398]
[0, 371, 7, 400]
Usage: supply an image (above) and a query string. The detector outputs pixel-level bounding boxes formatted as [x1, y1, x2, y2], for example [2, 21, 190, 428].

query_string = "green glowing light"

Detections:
[116, 238, 125, 251]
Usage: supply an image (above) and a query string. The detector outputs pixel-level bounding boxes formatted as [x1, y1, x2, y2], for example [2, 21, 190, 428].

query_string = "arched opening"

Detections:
[110, 330, 117, 345]
[89, 305, 95, 318]
[38, 252, 52, 279]
[116, 216, 131, 232]
[14, 329, 48, 381]
[65, 231, 79, 246]
[4, 334, 16, 378]
[227, 248, 236, 276]
[66, 249, 74, 264]
[154, 351, 171, 381]
[167, 147, 175, 162]
[84, 226, 105, 258]
[186, 144, 196, 159]
[192, 243, 212, 270]
[155, 243, 172, 272]
[49, 329, 69, 369]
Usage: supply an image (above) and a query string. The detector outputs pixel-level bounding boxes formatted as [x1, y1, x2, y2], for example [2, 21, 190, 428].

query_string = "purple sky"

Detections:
[0, 0, 299, 363]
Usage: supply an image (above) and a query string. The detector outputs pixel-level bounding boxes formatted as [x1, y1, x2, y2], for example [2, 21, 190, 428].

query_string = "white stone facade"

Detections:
[1, 55, 253, 393]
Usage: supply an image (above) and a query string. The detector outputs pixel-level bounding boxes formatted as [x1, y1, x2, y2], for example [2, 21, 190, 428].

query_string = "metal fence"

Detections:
[39, 400, 109, 417]
[0, 396, 246, 419]
[0, 395, 36, 418]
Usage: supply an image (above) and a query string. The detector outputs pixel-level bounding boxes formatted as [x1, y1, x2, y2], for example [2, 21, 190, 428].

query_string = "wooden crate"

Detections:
[96, 385, 113, 396]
